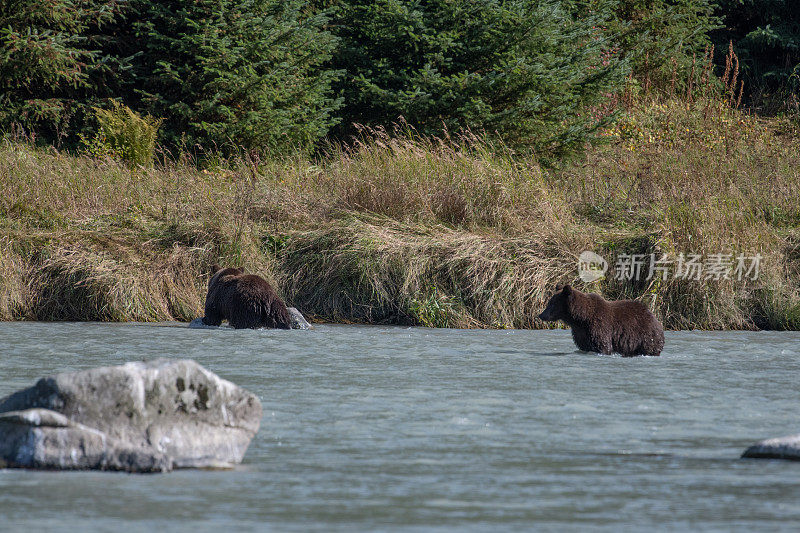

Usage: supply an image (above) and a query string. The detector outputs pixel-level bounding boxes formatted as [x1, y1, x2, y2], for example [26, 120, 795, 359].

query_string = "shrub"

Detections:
[86, 102, 161, 167]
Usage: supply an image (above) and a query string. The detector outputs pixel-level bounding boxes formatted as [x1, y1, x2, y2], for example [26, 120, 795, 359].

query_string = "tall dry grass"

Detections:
[277, 216, 588, 328]
[1, 92, 799, 328]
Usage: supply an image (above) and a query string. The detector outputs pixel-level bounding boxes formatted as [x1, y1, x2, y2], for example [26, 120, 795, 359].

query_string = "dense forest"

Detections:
[1, 1, 799, 329]
[1, 0, 798, 157]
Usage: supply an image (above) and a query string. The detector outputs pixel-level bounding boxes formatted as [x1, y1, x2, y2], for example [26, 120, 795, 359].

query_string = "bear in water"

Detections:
[201, 265, 291, 329]
[538, 284, 664, 357]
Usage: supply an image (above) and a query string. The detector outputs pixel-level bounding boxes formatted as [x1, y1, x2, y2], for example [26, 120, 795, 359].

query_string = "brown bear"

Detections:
[538, 284, 664, 357]
[201, 265, 291, 329]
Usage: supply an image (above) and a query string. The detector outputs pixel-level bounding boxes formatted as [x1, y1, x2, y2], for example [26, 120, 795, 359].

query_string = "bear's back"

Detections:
[204, 269, 291, 329]
[607, 298, 652, 320]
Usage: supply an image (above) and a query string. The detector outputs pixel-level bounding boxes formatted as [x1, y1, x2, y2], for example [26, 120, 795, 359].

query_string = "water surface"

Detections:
[1, 323, 799, 531]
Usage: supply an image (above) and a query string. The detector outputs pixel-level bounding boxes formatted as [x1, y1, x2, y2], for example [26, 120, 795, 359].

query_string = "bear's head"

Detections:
[538, 284, 572, 322]
[208, 264, 244, 287]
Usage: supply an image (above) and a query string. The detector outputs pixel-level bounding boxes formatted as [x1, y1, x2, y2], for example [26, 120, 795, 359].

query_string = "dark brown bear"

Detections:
[201, 265, 291, 329]
[538, 284, 664, 357]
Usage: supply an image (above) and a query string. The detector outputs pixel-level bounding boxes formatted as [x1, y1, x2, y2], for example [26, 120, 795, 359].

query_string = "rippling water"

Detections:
[1, 322, 800, 531]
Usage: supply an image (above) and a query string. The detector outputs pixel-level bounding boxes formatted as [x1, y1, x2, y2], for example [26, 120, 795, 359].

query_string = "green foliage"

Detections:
[326, 0, 627, 156]
[0, 0, 338, 152]
[1, 0, 797, 156]
[408, 288, 456, 328]
[264, 233, 291, 255]
[601, 0, 719, 89]
[0, 0, 125, 142]
[123, 0, 340, 154]
[82, 102, 161, 167]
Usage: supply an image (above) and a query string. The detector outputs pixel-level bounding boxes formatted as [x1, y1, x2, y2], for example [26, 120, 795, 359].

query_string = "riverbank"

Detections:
[2, 98, 799, 329]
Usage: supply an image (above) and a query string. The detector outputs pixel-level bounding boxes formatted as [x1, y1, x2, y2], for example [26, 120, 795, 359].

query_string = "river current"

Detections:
[1, 322, 799, 531]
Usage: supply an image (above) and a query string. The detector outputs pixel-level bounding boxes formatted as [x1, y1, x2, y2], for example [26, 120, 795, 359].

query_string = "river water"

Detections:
[1, 322, 799, 531]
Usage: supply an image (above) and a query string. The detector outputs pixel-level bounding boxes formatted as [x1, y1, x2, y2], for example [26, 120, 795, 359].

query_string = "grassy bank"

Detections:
[2, 98, 800, 329]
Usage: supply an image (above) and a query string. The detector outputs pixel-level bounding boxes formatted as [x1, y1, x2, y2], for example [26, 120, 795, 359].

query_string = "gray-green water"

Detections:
[1, 322, 800, 531]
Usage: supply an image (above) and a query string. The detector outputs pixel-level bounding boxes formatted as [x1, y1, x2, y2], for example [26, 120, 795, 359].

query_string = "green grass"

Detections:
[1, 97, 799, 329]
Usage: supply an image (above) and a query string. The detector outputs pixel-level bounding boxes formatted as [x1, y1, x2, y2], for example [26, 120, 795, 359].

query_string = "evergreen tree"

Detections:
[326, 0, 627, 156]
[0, 0, 125, 141]
[598, 0, 718, 89]
[124, 0, 340, 153]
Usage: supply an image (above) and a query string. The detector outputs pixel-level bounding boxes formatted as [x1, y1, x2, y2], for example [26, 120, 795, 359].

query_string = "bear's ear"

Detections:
[210, 264, 222, 276]
[555, 284, 563, 292]
[562, 284, 572, 294]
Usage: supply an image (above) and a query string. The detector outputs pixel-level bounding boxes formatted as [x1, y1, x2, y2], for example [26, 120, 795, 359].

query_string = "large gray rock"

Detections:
[741, 434, 800, 461]
[0, 359, 261, 472]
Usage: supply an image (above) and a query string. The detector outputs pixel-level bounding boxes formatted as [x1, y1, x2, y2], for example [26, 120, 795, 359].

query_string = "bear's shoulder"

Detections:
[565, 289, 607, 322]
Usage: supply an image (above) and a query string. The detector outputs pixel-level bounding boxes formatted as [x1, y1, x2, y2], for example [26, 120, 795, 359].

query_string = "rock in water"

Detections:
[0, 359, 261, 472]
[741, 434, 800, 461]
[188, 317, 218, 329]
[288, 307, 312, 330]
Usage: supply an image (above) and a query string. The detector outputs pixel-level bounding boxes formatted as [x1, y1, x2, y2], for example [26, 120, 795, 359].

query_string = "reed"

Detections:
[1, 93, 799, 328]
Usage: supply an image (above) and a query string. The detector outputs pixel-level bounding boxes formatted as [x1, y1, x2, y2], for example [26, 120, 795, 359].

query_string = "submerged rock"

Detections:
[741, 434, 800, 461]
[0, 359, 261, 472]
[189, 307, 312, 330]
[188, 317, 217, 329]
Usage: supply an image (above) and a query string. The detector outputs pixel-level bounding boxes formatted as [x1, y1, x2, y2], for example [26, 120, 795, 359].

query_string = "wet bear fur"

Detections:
[202, 265, 291, 329]
[538, 284, 664, 357]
